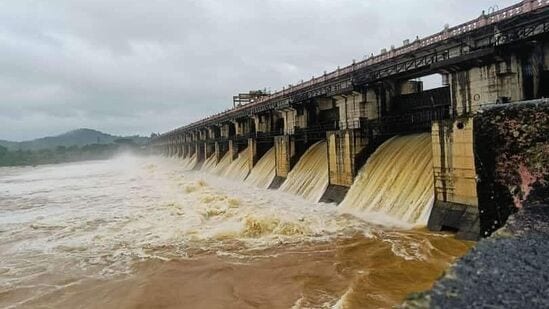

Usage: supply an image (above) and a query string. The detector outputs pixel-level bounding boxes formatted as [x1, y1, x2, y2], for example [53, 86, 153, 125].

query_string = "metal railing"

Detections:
[158, 0, 548, 139]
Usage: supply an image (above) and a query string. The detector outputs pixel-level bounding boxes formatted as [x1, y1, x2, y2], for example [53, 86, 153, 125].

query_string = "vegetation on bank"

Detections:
[0, 128, 150, 152]
[0, 139, 145, 167]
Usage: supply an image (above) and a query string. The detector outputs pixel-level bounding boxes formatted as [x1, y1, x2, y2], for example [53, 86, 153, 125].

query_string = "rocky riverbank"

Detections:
[403, 101, 549, 308]
[474, 100, 548, 236]
[403, 186, 549, 308]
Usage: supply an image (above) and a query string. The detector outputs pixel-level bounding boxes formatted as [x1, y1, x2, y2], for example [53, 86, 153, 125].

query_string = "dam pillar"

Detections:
[204, 142, 215, 160]
[174, 137, 179, 157]
[318, 90, 369, 203]
[195, 142, 205, 162]
[247, 137, 272, 171]
[321, 129, 368, 203]
[214, 141, 228, 163]
[188, 141, 196, 157]
[448, 55, 524, 116]
[172, 137, 177, 157]
[233, 118, 253, 137]
[273, 135, 295, 178]
[334, 91, 366, 129]
[183, 134, 191, 158]
[166, 138, 172, 156]
[253, 111, 280, 134]
[428, 117, 480, 240]
[208, 125, 220, 140]
[279, 108, 297, 134]
[271, 135, 296, 188]
[248, 138, 258, 171]
[175, 141, 180, 157]
[228, 140, 239, 162]
[170, 138, 177, 157]
[272, 134, 311, 188]
[178, 136, 184, 157]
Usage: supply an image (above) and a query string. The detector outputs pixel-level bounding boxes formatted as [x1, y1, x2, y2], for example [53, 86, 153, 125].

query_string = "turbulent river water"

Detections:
[0, 151, 471, 308]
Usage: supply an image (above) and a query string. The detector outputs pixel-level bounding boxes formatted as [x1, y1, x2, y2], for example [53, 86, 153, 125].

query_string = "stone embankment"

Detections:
[474, 100, 548, 236]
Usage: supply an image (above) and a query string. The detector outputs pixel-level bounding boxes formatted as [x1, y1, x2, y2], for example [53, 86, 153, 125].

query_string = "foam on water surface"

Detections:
[0, 153, 469, 308]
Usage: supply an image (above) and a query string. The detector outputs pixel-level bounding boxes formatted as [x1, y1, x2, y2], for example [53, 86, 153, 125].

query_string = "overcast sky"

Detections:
[0, 0, 517, 141]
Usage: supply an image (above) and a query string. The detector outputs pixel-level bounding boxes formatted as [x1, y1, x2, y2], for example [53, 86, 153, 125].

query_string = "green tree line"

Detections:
[0, 139, 144, 167]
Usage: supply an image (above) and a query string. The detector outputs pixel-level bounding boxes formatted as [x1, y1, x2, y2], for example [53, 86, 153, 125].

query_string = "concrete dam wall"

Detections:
[152, 2, 549, 240]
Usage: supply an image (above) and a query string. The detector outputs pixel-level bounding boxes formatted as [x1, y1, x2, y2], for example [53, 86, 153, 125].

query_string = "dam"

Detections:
[1, 1, 548, 308]
[152, 0, 549, 240]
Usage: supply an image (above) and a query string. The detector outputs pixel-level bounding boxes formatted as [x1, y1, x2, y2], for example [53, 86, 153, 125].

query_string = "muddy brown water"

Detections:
[0, 156, 471, 308]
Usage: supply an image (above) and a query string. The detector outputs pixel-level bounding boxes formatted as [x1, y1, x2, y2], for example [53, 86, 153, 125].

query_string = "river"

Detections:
[0, 154, 470, 308]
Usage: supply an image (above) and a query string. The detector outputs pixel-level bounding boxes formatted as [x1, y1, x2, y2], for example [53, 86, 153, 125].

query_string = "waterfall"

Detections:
[211, 152, 232, 176]
[279, 141, 328, 203]
[201, 154, 217, 172]
[339, 133, 434, 226]
[181, 154, 198, 170]
[245, 147, 276, 189]
[220, 148, 250, 182]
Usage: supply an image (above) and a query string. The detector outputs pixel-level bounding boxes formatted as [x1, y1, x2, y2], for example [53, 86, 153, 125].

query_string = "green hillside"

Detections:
[0, 129, 149, 151]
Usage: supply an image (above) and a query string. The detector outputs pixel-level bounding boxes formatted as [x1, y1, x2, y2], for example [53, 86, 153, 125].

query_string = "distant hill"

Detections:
[0, 129, 150, 151]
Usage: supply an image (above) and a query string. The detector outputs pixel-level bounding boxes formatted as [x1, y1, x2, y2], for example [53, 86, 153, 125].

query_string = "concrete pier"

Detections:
[214, 141, 228, 163]
[428, 118, 480, 240]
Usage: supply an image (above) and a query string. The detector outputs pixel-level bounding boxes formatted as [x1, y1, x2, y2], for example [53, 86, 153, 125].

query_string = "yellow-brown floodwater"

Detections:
[280, 141, 329, 202]
[0, 155, 471, 309]
[340, 133, 435, 227]
[245, 147, 276, 189]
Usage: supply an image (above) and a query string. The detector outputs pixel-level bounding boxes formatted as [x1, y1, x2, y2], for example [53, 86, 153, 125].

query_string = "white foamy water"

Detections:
[0, 155, 371, 307]
[0, 154, 471, 309]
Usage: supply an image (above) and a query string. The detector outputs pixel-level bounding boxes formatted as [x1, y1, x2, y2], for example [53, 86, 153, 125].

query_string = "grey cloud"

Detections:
[0, 0, 518, 140]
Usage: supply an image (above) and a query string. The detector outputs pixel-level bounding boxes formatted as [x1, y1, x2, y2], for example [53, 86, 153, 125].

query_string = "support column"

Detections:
[214, 141, 228, 163]
[228, 140, 239, 162]
[188, 142, 196, 157]
[233, 119, 252, 137]
[272, 134, 313, 189]
[205, 142, 215, 159]
[279, 108, 297, 135]
[247, 137, 272, 171]
[428, 117, 480, 240]
[248, 138, 258, 171]
[326, 129, 368, 187]
[169, 138, 175, 157]
[449, 55, 523, 116]
[178, 136, 184, 157]
[320, 129, 369, 204]
[274, 135, 295, 178]
[182, 144, 189, 158]
[195, 143, 205, 162]
[334, 91, 366, 130]
[364, 87, 380, 120]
